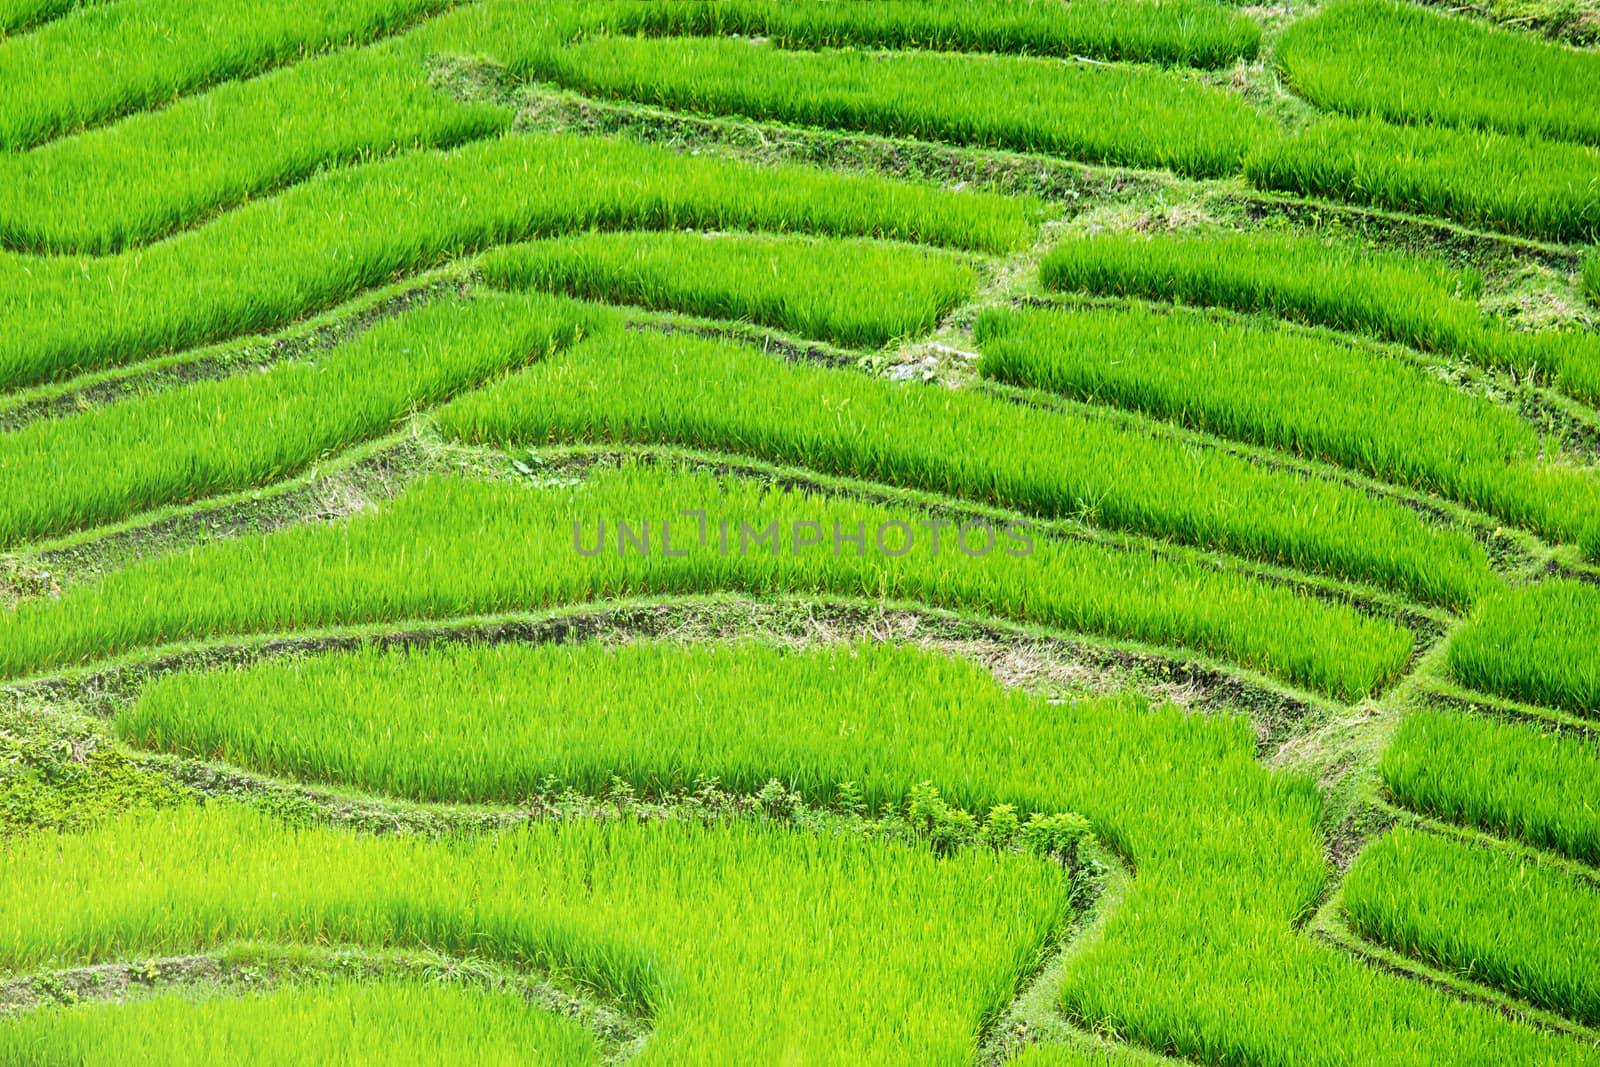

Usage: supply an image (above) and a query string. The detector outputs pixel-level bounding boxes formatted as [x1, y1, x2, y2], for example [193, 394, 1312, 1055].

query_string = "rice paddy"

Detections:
[1276, 1, 1600, 145]
[5, 0, 1596, 1061]
[439, 325, 1498, 608]
[553, 0, 1263, 69]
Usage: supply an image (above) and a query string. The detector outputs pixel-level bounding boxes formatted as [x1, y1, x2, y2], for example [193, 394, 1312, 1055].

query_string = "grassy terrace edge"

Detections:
[0, 461, 1415, 699]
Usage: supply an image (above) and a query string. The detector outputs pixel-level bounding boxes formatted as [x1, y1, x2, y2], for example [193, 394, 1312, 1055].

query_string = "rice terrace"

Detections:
[3, 0, 1600, 1062]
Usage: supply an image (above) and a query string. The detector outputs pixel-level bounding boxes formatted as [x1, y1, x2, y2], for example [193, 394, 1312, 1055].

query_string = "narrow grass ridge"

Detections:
[0, 805, 1070, 1066]
[0, 291, 598, 550]
[562, 0, 1262, 68]
[1343, 827, 1600, 1026]
[1245, 115, 1600, 246]
[0, 463, 1415, 698]
[1036, 230, 1600, 405]
[0, 0, 452, 150]
[0, 979, 603, 1066]
[442, 26, 1270, 179]
[1277, 0, 1600, 145]
[1382, 707, 1600, 866]
[1449, 580, 1600, 717]
[101, 639, 1600, 1065]
[0, 131, 1032, 391]
[976, 303, 1600, 553]
[479, 231, 978, 349]
[440, 324, 1499, 609]
[0, 37, 511, 254]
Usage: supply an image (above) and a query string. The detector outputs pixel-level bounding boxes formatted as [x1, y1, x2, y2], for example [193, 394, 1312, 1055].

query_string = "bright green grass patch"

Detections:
[975, 304, 1600, 552]
[109, 640, 1595, 1065]
[480, 231, 977, 348]
[1344, 827, 1600, 1025]
[0, 291, 596, 550]
[1382, 708, 1600, 866]
[1038, 231, 1487, 361]
[0, 131, 1030, 392]
[440, 325, 1497, 609]
[1449, 580, 1600, 716]
[0, 463, 1414, 698]
[460, 29, 1270, 179]
[566, 0, 1261, 69]
[0, 805, 1069, 1066]
[0, 38, 509, 254]
[119, 641, 1198, 814]
[112, 642, 1257, 814]
[1277, 0, 1600, 146]
[0, 979, 602, 1067]
[0, 0, 450, 150]
[1036, 230, 1600, 404]
[1245, 115, 1600, 246]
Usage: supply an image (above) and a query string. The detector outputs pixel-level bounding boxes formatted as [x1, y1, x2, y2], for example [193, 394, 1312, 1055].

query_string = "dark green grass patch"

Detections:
[0, 39, 510, 255]
[569, 0, 1261, 69]
[1344, 827, 1600, 1025]
[0, 131, 1031, 392]
[1277, 0, 1600, 145]
[464, 31, 1270, 179]
[1449, 580, 1600, 716]
[439, 326, 1498, 609]
[1584, 249, 1600, 308]
[0, 0, 451, 150]
[0, 0, 101, 35]
[1245, 115, 1600, 246]
[0, 979, 602, 1066]
[0, 463, 1415, 698]
[0, 291, 597, 550]
[480, 231, 977, 348]
[1382, 708, 1600, 866]
[975, 303, 1600, 550]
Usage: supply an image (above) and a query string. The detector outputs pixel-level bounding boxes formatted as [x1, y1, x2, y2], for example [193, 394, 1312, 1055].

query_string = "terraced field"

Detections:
[3, 0, 1599, 1062]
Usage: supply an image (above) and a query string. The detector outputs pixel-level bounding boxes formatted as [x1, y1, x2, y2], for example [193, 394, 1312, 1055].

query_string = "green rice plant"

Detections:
[564, 0, 1262, 68]
[439, 326, 1498, 609]
[975, 304, 1600, 551]
[0, 463, 1415, 698]
[1277, 0, 1600, 145]
[0, 291, 598, 549]
[480, 231, 977, 348]
[0, 38, 510, 254]
[1448, 580, 1600, 716]
[0, 805, 1070, 1066]
[458, 29, 1270, 178]
[1343, 827, 1600, 1025]
[1381, 708, 1600, 866]
[1038, 231, 1492, 364]
[1584, 248, 1600, 308]
[117, 641, 1182, 810]
[1036, 231, 1600, 405]
[1245, 114, 1600, 245]
[0, 0, 102, 35]
[0, 131, 1030, 391]
[0, 979, 601, 1066]
[108, 640, 1594, 1064]
[0, 0, 451, 150]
